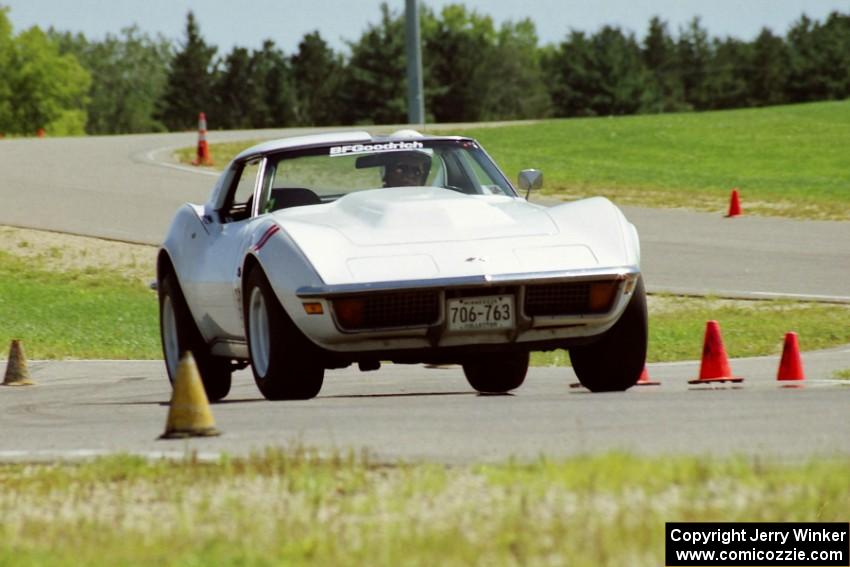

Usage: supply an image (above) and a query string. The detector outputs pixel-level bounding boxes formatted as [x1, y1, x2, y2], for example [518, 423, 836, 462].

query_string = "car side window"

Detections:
[453, 148, 513, 196]
[440, 151, 478, 193]
[222, 159, 262, 222]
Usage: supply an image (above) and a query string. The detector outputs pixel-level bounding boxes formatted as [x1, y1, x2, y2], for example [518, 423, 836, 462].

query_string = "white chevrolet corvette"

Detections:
[157, 130, 646, 401]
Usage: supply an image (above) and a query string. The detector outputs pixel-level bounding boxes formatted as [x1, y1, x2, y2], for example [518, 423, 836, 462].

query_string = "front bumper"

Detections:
[286, 266, 641, 355]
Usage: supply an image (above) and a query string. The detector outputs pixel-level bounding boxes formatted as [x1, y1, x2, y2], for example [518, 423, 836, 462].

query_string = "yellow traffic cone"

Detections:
[159, 352, 220, 439]
[3, 339, 34, 386]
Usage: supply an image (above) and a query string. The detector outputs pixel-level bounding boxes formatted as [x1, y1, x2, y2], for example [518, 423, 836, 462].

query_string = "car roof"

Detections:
[233, 130, 471, 162]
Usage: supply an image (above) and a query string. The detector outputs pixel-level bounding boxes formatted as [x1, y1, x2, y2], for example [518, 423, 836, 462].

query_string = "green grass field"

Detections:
[183, 101, 850, 220]
[449, 101, 850, 219]
[0, 451, 847, 566]
[0, 251, 159, 359]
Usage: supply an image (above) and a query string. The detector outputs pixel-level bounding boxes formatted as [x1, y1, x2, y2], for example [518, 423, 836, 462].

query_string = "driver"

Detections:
[382, 151, 431, 187]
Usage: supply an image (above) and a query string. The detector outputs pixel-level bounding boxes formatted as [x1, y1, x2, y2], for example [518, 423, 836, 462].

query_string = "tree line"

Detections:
[1, 3, 849, 136]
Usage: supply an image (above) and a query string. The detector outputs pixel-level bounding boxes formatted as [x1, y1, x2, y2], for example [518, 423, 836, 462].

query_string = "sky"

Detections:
[3, 0, 849, 54]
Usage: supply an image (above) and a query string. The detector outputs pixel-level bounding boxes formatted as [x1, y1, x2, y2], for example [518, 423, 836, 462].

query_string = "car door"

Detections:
[195, 157, 266, 340]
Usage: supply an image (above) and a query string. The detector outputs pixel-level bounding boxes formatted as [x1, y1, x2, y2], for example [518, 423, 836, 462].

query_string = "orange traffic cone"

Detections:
[159, 352, 220, 439]
[191, 112, 213, 166]
[777, 332, 805, 382]
[3, 339, 35, 386]
[635, 365, 660, 386]
[688, 320, 743, 384]
[725, 188, 742, 217]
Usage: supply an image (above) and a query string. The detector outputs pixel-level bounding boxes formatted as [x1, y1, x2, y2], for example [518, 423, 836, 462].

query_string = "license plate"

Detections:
[446, 295, 514, 331]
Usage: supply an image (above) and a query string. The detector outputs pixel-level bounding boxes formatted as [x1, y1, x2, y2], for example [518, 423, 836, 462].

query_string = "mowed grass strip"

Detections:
[2, 249, 850, 362]
[175, 139, 264, 169]
[533, 295, 850, 366]
[448, 101, 850, 220]
[185, 101, 850, 220]
[0, 251, 159, 359]
[0, 450, 847, 566]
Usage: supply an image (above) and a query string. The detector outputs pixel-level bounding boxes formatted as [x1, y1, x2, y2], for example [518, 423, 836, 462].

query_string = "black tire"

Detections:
[462, 352, 529, 394]
[158, 272, 232, 402]
[243, 268, 324, 400]
[569, 277, 648, 392]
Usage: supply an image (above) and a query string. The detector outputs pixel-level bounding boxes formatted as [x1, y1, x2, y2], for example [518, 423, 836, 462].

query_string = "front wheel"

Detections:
[159, 273, 232, 402]
[462, 352, 529, 394]
[244, 268, 324, 400]
[569, 277, 648, 392]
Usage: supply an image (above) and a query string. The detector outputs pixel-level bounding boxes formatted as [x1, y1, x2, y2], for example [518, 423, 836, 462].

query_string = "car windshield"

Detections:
[259, 139, 515, 212]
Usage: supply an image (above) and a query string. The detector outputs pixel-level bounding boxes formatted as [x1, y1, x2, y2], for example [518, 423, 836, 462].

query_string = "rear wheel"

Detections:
[158, 273, 232, 402]
[569, 277, 648, 392]
[244, 268, 324, 400]
[462, 352, 529, 394]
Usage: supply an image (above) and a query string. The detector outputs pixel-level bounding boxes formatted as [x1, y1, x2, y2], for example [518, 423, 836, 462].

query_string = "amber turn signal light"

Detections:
[589, 281, 619, 312]
[302, 302, 324, 315]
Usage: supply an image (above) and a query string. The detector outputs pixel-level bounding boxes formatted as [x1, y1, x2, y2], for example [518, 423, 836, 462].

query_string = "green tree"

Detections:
[785, 15, 821, 102]
[212, 41, 296, 129]
[341, 3, 406, 125]
[51, 26, 171, 134]
[642, 17, 684, 112]
[251, 40, 297, 128]
[546, 30, 597, 116]
[813, 12, 850, 99]
[749, 28, 788, 106]
[470, 18, 552, 120]
[676, 17, 712, 110]
[2, 23, 90, 135]
[0, 7, 14, 131]
[547, 26, 649, 117]
[783, 13, 850, 102]
[704, 37, 751, 109]
[213, 46, 258, 128]
[422, 4, 498, 122]
[291, 31, 344, 126]
[588, 26, 650, 115]
[156, 11, 216, 131]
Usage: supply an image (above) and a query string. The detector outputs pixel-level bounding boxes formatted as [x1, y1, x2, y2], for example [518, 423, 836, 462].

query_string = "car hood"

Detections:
[271, 187, 636, 285]
[287, 187, 557, 245]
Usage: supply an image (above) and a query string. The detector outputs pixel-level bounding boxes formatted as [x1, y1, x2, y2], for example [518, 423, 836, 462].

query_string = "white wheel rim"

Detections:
[249, 287, 271, 377]
[162, 295, 180, 379]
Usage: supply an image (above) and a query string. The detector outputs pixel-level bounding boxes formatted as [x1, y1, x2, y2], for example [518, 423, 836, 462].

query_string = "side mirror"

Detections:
[518, 169, 543, 199]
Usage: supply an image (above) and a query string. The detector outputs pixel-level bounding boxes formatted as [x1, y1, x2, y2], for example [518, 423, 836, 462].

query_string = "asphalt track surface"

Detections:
[1, 349, 848, 463]
[1, 127, 849, 462]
